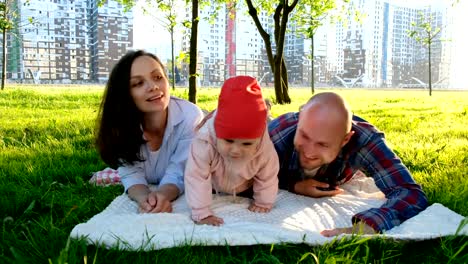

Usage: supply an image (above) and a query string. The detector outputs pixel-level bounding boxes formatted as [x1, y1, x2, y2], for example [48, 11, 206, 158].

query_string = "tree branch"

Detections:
[245, 0, 274, 71]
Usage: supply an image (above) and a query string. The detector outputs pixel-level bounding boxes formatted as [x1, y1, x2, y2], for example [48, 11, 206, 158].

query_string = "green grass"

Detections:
[1, 85, 467, 263]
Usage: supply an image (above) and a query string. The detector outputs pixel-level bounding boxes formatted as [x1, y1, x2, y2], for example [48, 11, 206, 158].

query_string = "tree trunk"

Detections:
[2, 28, 6, 90]
[428, 41, 432, 96]
[273, 56, 291, 104]
[280, 57, 290, 103]
[273, 56, 282, 103]
[170, 29, 175, 90]
[188, 0, 198, 104]
[311, 34, 315, 94]
[245, 0, 298, 105]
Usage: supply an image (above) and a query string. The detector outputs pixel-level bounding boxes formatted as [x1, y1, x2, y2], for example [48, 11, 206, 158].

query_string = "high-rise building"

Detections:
[234, 7, 270, 83]
[6, 0, 22, 80]
[387, 3, 444, 88]
[283, 23, 305, 86]
[181, 3, 227, 86]
[88, 0, 133, 82]
[5, 0, 132, 83]
[2, 0, 459, 88]
[313, 0, 446, 88]
[329, 0, 386, 87]
[181, 1, 271, 86]
[442, 0, 468, 89]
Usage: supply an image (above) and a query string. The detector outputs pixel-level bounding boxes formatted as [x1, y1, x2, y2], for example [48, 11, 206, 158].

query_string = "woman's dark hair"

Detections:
[95, 50, 167, 167]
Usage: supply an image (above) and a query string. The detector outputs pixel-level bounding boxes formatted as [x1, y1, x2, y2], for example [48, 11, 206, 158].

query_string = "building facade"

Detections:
[181, 1, 271, 87]
[4, 0, 132, 83]
[2, 0, 457, 88]
[88, 0, 133, 82]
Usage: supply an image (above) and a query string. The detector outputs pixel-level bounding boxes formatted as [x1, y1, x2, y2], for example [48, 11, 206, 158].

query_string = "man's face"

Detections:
[293, 107, 351, 170]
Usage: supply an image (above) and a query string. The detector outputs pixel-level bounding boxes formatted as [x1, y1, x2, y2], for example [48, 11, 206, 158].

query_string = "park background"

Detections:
[1, 0, 467, 263]
[0, 0, 467, 94]
[1, 86, 467, 263]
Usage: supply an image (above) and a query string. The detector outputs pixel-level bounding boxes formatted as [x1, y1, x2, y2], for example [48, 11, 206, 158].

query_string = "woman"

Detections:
[96, 50, 203, 213]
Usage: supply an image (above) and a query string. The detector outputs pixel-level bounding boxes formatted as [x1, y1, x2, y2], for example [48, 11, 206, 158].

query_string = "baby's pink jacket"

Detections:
[184, 114, 279, 221]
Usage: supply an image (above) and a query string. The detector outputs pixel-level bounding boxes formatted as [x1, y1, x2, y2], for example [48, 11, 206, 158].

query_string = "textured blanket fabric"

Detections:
[70, 176, 467, 251]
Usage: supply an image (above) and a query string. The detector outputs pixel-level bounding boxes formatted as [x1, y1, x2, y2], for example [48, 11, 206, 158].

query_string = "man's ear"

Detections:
[341, 130, 355, 147]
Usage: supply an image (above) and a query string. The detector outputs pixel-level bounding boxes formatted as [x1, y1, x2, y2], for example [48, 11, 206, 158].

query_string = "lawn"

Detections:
[0, 85, 467, 263]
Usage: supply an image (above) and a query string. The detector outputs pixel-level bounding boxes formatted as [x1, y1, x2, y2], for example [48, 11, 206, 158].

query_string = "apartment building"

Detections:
[6, 0, 132, 83]
[317, 0, 446, 88]
[235, 7, 271, 83]
[4, 0, 456, 88]
[388, 3, 444, 87]
[89, 0, 133, 82]
[181, 1, 271, 86]
[160, 0, 456, 88]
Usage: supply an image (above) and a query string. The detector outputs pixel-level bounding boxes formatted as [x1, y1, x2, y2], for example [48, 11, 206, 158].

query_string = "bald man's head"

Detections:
[301, 92, 352, 135]
[293, 92, 354, 170]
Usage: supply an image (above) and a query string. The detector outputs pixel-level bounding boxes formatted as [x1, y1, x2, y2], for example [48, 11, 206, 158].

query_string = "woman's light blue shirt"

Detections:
[118, 96, 203, 193]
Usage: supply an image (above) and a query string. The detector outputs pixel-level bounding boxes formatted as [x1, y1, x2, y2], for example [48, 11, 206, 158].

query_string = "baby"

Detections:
[184, 76, 279, 226]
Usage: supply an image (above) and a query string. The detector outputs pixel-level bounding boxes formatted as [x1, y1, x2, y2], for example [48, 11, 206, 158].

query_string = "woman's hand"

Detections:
[140, 191, 173, 213]
[128, 184, 179, 213]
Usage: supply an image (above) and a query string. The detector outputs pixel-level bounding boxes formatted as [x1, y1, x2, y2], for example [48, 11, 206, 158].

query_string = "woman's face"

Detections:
[129, 55, 170, 114]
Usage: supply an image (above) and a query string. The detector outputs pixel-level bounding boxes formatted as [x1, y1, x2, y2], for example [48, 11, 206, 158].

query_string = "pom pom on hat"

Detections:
[214, 76, 267, 139]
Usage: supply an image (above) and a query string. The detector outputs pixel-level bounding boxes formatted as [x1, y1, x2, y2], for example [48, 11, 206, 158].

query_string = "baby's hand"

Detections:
[196, 215, 224, 226]
[248, 203, 271, 213]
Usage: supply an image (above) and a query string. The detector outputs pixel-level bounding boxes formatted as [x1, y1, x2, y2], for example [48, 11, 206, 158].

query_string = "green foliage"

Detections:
[0, 19, 12, 30]
[1, 0, 35, 90]
[0, 86, 467, 263]
[406, 11, 445, 96]
[293, 0, 340, 38]
[0, 1, 13, 30]
[201, 1, 223, 25]
[407, 11, 441, 46]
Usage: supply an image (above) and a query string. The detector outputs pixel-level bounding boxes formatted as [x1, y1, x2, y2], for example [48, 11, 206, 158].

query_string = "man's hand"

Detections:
[320, 222, 377, 237]
[248, 203, 271, 213]
[196, 215, 224, 226]
[294, 178, 344, 198]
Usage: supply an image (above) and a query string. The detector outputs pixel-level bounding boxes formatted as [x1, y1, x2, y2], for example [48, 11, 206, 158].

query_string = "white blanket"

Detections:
[70, 176, 468, 251]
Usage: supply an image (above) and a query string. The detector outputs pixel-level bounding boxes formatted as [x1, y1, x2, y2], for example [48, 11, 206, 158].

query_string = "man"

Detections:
[268, 92, 428, 236]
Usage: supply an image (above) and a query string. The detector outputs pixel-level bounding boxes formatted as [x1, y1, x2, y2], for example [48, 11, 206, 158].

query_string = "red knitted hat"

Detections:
[214, 76, 267, 139]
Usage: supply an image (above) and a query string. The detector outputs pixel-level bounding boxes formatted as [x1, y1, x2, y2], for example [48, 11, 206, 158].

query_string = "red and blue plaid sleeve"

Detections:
[351, 133, 428, 232]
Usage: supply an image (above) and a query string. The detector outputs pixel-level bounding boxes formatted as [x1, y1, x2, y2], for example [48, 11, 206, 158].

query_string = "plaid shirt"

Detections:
[268, 112, 428, 232]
